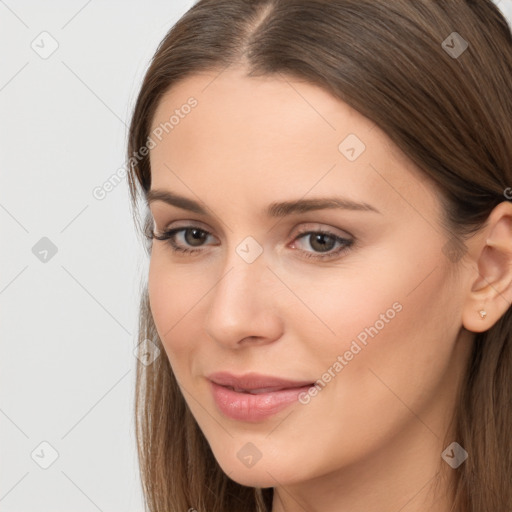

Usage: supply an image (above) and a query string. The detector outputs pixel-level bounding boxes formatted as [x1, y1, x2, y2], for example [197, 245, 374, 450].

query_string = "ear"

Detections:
[462, 201, 512, 333]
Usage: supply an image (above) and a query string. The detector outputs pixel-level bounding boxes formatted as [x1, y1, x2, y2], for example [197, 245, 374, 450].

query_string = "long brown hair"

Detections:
[127, 1, 512, 510]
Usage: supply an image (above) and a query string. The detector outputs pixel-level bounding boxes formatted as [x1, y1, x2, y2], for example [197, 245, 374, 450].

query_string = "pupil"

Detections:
[311, 233, 334, 252]
[186, 229, 207, 246]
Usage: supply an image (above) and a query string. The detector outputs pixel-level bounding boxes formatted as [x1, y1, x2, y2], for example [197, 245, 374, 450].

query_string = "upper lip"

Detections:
[207, 371, 314, 392]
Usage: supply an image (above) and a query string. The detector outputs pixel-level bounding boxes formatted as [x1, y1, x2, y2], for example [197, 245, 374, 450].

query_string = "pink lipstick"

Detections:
[207, 372, 314, 422]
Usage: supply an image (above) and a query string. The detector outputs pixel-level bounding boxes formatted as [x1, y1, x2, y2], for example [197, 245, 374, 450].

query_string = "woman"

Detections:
[127, 1, 512, 510]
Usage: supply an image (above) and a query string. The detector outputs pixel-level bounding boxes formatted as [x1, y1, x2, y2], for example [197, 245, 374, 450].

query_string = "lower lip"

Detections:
[209, 381, 313, 422]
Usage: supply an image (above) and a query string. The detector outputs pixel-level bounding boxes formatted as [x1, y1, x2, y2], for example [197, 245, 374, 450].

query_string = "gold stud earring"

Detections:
[479, 309, 487, 319]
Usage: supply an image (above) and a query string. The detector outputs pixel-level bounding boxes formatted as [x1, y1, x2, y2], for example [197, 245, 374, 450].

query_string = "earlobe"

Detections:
[461, 201, 512, 333]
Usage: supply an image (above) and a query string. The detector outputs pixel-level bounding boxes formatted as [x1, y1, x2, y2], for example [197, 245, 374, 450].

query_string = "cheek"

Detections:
[353, 271, 457, 404]
[292, 249, 459, 400]
[281, 265, 460, 470]
[147, 252, 214, 362]
[148, 255, 174, 339]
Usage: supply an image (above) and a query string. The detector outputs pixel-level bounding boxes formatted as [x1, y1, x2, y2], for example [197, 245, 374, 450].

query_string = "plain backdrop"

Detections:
[1, 1, 511, 511]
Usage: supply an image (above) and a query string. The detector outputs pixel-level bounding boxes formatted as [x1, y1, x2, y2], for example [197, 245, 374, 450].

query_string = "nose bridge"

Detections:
[216, 232, 268, 297]
[209, 242, 266, 318]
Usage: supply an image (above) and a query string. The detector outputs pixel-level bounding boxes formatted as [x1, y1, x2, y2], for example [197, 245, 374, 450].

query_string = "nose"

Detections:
[204, 250, 284, 349]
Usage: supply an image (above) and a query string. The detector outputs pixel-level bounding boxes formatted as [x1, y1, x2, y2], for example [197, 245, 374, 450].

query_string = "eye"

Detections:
[291, 228, 354, 260]
[151, 226, 216, 254]
[150, 225, 354, 261]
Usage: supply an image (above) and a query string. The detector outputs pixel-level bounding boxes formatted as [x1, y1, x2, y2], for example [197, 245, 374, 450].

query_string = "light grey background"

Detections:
[0, 1, 194, 511]
[1, 1, 511, 511]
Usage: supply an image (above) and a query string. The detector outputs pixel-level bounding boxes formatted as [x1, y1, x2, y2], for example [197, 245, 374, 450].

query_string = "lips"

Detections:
[226, 386, 288, 395]
[206, 372, 316, 421]
[207, 371, 314, 393]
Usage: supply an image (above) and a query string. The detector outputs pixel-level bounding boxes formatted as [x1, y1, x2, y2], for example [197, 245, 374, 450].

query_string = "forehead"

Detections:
[148, 67, 438, 221]
[150, 67, 376, 156]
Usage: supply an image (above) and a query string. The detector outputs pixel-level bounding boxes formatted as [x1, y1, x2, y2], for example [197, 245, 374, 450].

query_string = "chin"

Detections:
[212, 449, 305, 489]
[224, 467, 277, 488]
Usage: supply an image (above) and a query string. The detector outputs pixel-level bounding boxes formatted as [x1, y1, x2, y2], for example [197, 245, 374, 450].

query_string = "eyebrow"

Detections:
[145, 189, 380, 217]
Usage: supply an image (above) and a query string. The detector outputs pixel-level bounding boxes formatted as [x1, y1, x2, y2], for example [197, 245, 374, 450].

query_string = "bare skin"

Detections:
[146, 66, 512, 512]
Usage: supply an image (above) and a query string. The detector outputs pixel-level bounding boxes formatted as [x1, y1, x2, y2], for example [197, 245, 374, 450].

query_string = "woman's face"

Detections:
[147, 67, 474, 491]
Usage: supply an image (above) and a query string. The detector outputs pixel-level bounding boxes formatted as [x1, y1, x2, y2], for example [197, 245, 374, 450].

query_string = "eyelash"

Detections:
[150, 225, 354, 261]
